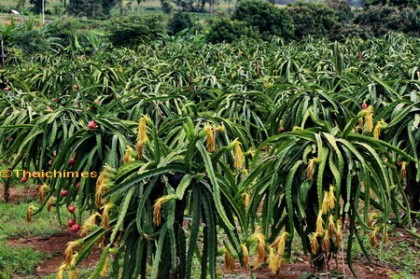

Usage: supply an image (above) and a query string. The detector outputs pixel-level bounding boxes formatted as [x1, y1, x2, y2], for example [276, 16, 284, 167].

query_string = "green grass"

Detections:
[0, 202, 66, 238]
[0, 240, 46, 277]
[0, 200, 72, 277]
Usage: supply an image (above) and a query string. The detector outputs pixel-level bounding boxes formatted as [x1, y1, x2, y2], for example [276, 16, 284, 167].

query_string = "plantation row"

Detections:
[0, 33, 419, 277]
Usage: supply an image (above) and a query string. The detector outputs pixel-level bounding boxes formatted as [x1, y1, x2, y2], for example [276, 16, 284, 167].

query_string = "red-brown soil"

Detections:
[7, 233, 101, 276]
[0, 184, 38, 203]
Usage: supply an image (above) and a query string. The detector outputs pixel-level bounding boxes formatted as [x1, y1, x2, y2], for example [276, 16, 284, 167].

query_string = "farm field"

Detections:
[0, 0, 419, 277]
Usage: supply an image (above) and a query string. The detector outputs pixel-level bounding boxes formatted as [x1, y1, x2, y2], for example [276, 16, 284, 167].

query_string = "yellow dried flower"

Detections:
[321, 191, 330, 214]
[328, 215, 335, 235]
[306, 158, 318, 180]
[26, 205, 37, 223]
[363, 105, 374, 134]
[39, 183, 49, 202]
[81, 212, 100, 237]
[241, 244, 249, 269]
[251, 226, 266, 269]
[55, 263, 67, 279]
[232, 139, 244, 169]
[153, 194, 177, 226]
[310, 232, 320, 254]
[368, 213, 377, 227]
[321, 231, 331, 253]
[100, 255, 110, 277]
[369, 227, 379, 247]
[224, 249, 236, 272]
[316, 211, 324, 234]
[373, 120, 386, 139]
[204, 125, 215, 153]
[101, 203, 113, 229]
[47, 197, 56, 213]
[328, 186, 335, 210]
[335, 220, 343, 248]
[69, 268, 80, 279]
[242, 193, 250, 208]
[136, 115, 149, 158]
[272, 231, 288, 255]
[64, 240, 82, 265]
[400, 161, 407, 179]
[123, 146, 135, 163]
[267, 247, 283, 274]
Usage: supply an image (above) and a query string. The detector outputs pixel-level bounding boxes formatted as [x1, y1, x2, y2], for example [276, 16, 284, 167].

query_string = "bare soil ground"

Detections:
[7, 233, 101, 276]
[0, 184, 38, 203]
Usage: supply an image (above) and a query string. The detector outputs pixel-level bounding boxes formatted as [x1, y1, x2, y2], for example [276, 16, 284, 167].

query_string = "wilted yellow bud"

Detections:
[316, 211, 324, 234]
[369, 227, 379, 247]
[335, 220, 343, 248]
[39, 183, 49, 202]
[368, 213, 377, 227]
[251, 226, 266, 269]
[224, 249, 236, 272]
[204, 125, 216, 153]
[241, 244, 249, 269]
[136, 115, 149, 158]
[47, 196, 56, 213]
[69, 268, 80, 279]
[310, 232, 320, 254]
[373, 120, 386, 139]
[26, 205, 37, 223]
[272, 231, 288, 255]
[321, 191, 330, 214]
[267, 247, 283, 274]
[321, 231, 331, 253]
[81, 213, 100, 237]
[400, 161, 407, 179]
[306, 158, 318, 180]
[363, 106, 374, 134]
[242, 193, 250, 208]
[64, 240, 82, 265]
[328, 215, 335, 235]
[101, 203, 113, 229]
[232, 139, 244, 169]
[328, 186, 335, 210]
[123, 146, 135, 163]
[153, 194, 177, 226]
[100, 255, 110, 277]
[55, 263, 67, 279]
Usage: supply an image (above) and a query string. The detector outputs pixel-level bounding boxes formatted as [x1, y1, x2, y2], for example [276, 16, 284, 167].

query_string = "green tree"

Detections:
[364, 0, 420, 7]
[67, 0, 117, 18]
[232, 0, 295, 39]
[29, 0, 47, 14]
[167, 12, 193, 35]
[287, 1, 339, 39]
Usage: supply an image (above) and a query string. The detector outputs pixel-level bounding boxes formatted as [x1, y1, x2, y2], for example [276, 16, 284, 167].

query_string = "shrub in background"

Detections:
[232, 0, 294, 39]
[354, 5, 420, 36]
[167, 12, 193, 35]
[206, 17, 259, 43]
[287, 1, 338, 39]
[107, 14, 166, 47]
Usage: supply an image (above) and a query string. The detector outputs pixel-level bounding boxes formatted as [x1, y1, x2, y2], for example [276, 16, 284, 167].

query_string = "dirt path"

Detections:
[7, 233, 101, 276]
[0, 184, 38, 203]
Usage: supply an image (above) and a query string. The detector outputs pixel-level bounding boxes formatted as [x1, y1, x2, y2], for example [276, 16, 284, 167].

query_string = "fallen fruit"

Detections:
[67, 205, 76, 213]
[70, 224, 80, 232]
